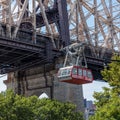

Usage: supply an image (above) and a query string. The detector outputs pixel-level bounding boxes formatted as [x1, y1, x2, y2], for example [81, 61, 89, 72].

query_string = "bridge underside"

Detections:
[0, 29, 61, 73]
[0, 0, 116, 80]
[0, 25, 113, 80]
[0, 31, 112, 80]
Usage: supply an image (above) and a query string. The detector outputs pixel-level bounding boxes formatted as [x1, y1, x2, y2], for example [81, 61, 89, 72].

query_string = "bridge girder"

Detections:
[0, 0, 119, 75]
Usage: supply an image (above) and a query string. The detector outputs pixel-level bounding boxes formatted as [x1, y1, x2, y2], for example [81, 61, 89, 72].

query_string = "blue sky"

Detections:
[0, 75, 109, 101]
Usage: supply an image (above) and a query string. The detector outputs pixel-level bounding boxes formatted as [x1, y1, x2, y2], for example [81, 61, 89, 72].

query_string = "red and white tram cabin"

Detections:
[57, 66, 93, 85]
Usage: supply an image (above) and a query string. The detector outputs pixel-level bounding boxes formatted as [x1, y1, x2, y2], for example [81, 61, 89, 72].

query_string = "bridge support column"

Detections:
[53, 76, 85, 112]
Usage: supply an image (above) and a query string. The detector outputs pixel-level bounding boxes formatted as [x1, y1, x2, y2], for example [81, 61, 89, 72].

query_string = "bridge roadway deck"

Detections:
[0, 29, 61, 74]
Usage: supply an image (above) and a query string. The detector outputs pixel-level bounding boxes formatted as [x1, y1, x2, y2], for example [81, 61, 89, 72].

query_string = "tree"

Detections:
[0, 90, 83, 120]
[90, 55, 120, 120]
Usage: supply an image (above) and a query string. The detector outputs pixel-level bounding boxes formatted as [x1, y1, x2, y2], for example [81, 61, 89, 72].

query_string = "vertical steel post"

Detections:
[57, 0, 70, 47]
[6, 0, 11, 38]
[32, 0, 36, 44]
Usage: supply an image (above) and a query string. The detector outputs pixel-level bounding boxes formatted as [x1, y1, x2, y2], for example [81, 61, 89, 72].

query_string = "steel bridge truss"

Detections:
[0, 0, 119, 75]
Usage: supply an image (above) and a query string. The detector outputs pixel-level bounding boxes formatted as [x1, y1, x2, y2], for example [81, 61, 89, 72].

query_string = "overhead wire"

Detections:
[0, 46, 45, 73]
[0, 50, 45, 73]
[0, 52, 39, 66]
[8, 58, 48, 73]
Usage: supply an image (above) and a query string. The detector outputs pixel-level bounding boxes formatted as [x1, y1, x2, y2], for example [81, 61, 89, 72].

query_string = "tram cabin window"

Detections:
[72, 67, 77, 75]
[87, 71, 92, 79]
[61, 69, 68, 76]
[78, 68, 82, 76]
[83, 69, 87, 76]
[60, 68, 71, 76]
[68, 69, 71, 75]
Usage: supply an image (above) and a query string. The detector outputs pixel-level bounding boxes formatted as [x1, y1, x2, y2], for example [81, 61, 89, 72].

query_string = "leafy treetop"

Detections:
[0, 90, 83, 120]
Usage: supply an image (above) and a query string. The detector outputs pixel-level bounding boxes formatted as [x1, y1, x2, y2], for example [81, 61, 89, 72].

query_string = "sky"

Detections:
[0, 75, 109, 101]
[0, 75, 7, 92]
[83, 81, 109, 101]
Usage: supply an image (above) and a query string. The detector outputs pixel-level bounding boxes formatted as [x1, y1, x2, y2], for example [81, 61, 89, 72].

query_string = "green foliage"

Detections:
[102, 55, 120, 94]
[0, 90, 83, 120]
[34, 99, 83, 120]
[0, 90, 36, 120]
[93, 87, 111, 108]
[90, 55, 120, 120]
[90, 95, 120, 120]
